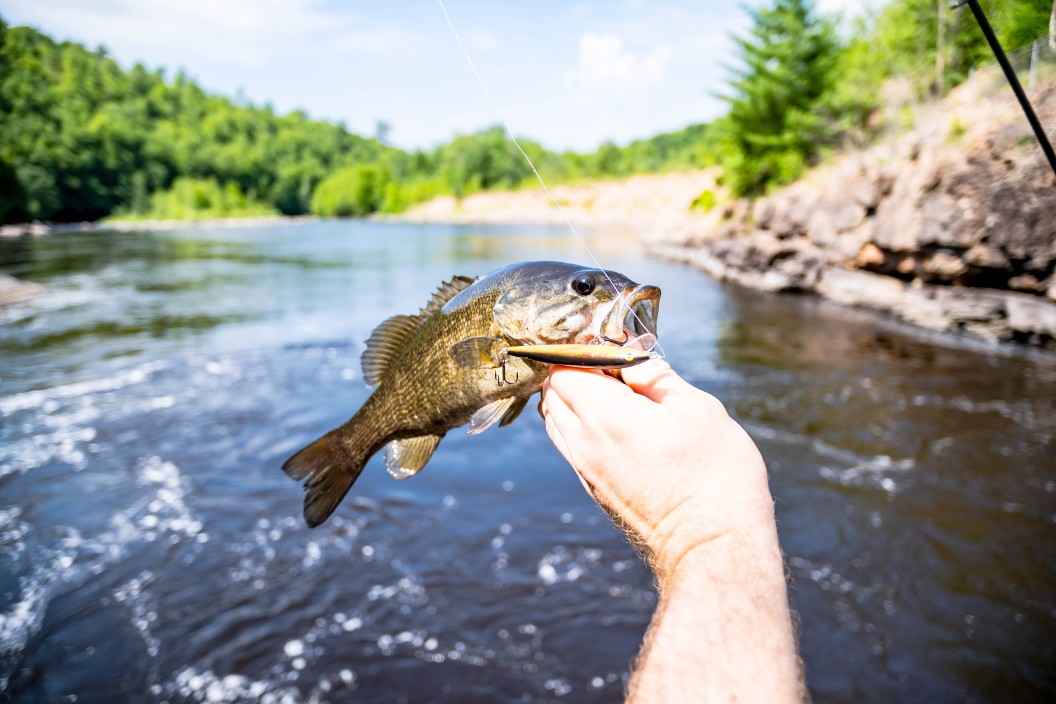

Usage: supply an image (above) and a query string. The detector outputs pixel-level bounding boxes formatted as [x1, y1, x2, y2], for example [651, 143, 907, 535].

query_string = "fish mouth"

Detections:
[599, 284, 661, 349]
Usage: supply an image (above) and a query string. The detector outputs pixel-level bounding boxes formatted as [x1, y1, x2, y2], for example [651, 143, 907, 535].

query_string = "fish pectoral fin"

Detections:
[499, 395, 529, 427]
[449, 336, 506, 369]
[384, 434, 444, 480]
[468, 397, 517, 435]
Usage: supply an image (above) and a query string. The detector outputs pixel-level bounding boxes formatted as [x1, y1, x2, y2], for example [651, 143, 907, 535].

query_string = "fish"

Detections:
[282, 260, 661, 527]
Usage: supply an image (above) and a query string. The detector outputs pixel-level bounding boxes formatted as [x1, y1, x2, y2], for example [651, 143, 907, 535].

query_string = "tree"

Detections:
[720, 0, 841, 196]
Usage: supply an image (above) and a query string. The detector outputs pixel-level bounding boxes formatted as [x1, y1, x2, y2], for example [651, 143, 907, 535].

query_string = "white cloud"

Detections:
[3, 0, 417, 69]
[568, 32, 672, 94]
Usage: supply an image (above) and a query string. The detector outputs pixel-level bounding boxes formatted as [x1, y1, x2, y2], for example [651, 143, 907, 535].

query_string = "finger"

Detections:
[619, 359, 696, 405]
[544, 411, 597, 497]
[542, 399, 572, 462]
[546, 365, 645, 418]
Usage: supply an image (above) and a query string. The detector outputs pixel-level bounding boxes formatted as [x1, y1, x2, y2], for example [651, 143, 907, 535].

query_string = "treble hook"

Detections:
[494, 359, 519, 387]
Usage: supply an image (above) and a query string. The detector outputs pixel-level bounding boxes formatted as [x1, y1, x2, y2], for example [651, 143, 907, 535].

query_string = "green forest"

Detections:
[0, 0, 1052, 224]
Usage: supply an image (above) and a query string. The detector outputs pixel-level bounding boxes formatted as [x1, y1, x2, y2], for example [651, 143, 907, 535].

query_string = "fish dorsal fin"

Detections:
[468, 396, 517, 435]
[421, 275, 476, 316]
[361, 313, 426, 387]
[361, 276, 476, 387]
[384, 434, 444, 479]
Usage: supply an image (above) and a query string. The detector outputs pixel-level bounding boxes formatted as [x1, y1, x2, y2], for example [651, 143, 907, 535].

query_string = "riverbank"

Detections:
[398, 170, 717, 238]
[0, 215, 319, 238]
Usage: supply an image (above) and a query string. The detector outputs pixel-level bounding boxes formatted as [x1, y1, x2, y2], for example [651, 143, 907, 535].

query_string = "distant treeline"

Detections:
[0, 0, 1051, 223]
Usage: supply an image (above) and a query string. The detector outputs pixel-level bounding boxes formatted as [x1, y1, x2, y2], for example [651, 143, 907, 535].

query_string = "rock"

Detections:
[850, 177, 881, 211]
[921, 250, 968, 280]
[832, 220, 873, 261]
[964, 244, 1009, 269]
[855, 242, 886, 269]
[0, 274, 45, 306]
[834, 202, 867, 232]
[816, 267, 908, 309]
[769, 192, 814, 239]
[896, 256, 916, 276]
[1004, 292, 1056, 344]
[753, 199, 774, 229]
[873, 182, 921, 252]
[1008, 273, 1046, 292]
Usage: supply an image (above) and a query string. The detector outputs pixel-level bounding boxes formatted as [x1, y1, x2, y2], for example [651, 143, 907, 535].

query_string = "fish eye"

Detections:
[571, 274, 596, 296]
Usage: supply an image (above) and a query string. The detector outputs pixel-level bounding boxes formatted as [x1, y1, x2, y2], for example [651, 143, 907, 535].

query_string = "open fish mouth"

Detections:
[600, 284, 661, 349]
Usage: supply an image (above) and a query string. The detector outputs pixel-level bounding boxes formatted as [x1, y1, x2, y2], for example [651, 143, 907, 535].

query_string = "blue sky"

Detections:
[1, 0, 860, 152]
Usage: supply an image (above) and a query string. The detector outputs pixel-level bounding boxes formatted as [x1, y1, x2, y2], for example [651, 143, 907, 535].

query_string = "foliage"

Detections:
[848, 0, 1053, 98]
[716, 0, 1054, 197]
[719, 0, 842, 196]
[310, 165, 389, 217]
[2, 2, 1053, 223]
[0, 19, 393, 223]
[110, 177, 277, 220]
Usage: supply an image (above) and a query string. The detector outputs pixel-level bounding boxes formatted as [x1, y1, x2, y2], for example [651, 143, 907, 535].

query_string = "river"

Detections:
[1, 220, 1054, 703]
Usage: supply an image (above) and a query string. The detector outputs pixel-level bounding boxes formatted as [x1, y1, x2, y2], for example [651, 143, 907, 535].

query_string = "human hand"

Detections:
[540, 359, 777, 583]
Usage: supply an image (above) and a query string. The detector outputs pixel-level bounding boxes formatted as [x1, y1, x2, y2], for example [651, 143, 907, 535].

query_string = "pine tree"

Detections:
[720, 0, 840, 197]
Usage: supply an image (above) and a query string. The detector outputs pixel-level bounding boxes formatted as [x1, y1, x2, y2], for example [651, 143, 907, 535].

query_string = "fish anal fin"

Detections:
[468, 397, 516, 435]
[449, 336, 506, 369]
[499, 395, 529, 427]
[384, 434, 444, 479]
[283, 432, 368, 528]
[361, 313, 425, 387]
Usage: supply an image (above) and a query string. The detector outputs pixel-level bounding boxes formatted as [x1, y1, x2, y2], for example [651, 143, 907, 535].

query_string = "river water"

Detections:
[1, 220, 1054, 703]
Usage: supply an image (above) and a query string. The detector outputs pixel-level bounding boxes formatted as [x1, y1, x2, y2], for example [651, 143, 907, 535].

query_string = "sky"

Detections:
[0, 0, 862, 152]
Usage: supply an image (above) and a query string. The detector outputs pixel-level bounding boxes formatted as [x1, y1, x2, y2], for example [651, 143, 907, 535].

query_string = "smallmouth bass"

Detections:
[283, 260, 661, 527]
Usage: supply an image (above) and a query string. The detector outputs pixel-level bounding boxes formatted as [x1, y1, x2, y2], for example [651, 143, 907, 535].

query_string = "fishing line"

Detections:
[435, 0, 665, 359]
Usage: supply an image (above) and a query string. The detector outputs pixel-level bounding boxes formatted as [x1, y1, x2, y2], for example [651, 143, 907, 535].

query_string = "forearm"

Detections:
[627, 519, 804, 703]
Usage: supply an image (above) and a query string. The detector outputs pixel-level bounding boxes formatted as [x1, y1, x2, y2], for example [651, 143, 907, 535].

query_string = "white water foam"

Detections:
[0, 455, 207, 689]
[0, 360, 169, 416]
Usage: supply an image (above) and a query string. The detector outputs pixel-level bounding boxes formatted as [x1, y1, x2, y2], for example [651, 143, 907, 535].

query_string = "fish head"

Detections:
[492, 262, 660, 348]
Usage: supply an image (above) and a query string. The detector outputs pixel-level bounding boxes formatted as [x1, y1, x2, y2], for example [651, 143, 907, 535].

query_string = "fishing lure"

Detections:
[504, 343, 654, 369]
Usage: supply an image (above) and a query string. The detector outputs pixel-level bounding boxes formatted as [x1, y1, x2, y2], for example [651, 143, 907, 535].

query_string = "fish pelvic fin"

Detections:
[282, 431, 369, 528]
[499, 396, 529, 427]
[468, 396, 518, 435]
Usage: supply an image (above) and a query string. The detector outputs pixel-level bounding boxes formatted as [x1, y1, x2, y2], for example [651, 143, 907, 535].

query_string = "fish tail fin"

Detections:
[282, 429, 371, 528]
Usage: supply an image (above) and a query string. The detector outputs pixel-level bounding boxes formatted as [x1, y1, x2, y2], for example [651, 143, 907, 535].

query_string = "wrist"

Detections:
[654, 507, 782, 589]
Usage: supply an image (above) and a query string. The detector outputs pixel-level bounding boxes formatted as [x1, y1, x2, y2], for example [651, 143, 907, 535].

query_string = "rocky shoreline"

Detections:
[650, 76, 1056, 349]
